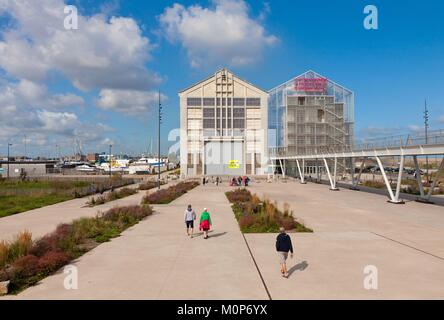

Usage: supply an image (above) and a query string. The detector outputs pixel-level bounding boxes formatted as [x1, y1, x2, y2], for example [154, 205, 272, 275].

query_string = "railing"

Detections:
[270, 129, 444, 158]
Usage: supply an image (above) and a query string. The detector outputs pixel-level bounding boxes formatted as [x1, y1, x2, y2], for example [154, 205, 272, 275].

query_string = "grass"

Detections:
[0, 177, 135, 218]
[0, 205, 152, 294]
[86, 187, 138, 207]
[141, 181, 199, 205]
[226, 188, 313, 233]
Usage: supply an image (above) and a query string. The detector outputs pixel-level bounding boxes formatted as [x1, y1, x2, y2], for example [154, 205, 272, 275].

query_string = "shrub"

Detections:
[142, 181, 199, 204]
[225, 188, 252, 203]
[0, 230, 33, 268]
[1, 204, 153, 294]
[86, 188, 138, 207]
[226, 188, 312, 233]
[139, 181, 160, 191]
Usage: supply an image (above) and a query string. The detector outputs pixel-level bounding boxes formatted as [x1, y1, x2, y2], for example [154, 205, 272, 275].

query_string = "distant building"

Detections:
[0, 160, 56, 178]
[87, 153, 99, 163]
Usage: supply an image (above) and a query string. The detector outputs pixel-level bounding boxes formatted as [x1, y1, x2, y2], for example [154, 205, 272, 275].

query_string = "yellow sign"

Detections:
[228, 160, 240, 169]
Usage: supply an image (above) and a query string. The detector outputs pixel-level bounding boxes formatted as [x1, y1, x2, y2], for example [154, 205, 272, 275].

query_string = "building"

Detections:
[0, 160, 57, 178]
[87, 153, 99, 163]
[179, 69, 269, 176]
[268, 70, 354, 176]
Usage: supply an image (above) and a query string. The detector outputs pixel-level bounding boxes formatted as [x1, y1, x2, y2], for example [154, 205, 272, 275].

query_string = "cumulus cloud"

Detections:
[0, 0, 162, 152]
[159, 0, 277, 68]
[0, 0, 161, 90]
[97, 89, 166, 116]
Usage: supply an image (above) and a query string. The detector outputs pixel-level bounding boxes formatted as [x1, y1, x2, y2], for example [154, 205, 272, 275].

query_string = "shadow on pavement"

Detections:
[288, 260, 309, 277]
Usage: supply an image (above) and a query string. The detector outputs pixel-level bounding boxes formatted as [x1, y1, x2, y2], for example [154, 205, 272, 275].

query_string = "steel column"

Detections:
[413, 156, 425, 198]
[296, 159, 306, 184]
[425, 158, 444, 200]
[323, 158, 338, 190]
[394, 155, 405, 203]
[376, 156, 399, 203]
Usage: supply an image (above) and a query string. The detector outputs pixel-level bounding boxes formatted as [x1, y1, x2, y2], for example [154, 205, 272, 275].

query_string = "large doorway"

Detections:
[204, 141, 244, 175]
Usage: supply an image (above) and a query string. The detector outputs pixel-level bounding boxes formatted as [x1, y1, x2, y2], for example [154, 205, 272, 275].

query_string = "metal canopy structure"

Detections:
[270, 130, 444, 204]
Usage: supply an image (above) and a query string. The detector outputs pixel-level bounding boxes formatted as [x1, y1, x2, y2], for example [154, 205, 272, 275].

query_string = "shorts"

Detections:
[185, 220, 194, 228]
[278, 251, 288, 264]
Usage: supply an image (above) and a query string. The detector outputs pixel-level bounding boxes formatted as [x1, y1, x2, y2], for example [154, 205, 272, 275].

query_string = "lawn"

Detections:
[0, 177, 135, 218]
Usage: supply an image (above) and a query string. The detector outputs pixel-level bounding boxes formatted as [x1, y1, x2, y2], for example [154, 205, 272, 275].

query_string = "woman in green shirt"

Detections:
[199, 208, 212, 239]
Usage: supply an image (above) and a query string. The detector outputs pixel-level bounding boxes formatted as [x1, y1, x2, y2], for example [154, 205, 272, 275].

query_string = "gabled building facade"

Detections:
[179, 69, 269, 177]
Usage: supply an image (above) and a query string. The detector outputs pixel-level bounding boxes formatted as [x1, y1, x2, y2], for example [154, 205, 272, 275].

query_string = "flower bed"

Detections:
[86, 187, 138, 206]
[0, 205, 152, 295]
[138, 181, 165, 191]
[141, 181, 199, 204]
[226, 189, 313, 233]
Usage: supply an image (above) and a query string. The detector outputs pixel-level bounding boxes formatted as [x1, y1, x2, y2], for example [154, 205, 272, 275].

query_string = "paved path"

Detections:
[0, 182, 170, 242]
[4, 185, 267, 300]
[2, 180, 444, 299]
[245, 181, 444, 299]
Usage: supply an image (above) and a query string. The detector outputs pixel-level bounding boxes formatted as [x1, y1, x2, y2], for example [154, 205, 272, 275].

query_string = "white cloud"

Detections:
[97, 89, 166, 116]
[159, 0, 277, 68]
[438, 115, 444, 124]
[0, 0, 160, 90]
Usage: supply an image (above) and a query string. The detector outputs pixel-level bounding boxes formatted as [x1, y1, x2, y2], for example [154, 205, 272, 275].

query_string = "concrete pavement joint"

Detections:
[371, 232, 444, 261]
[241, 232, 272, 300]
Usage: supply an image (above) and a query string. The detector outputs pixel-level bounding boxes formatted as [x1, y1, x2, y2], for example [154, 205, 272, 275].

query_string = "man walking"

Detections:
[184, 204, 196, 238]
[276, 227, 293, 278]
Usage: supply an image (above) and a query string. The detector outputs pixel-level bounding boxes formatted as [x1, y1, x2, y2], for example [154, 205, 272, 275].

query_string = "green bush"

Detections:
[226, 189, 313, 233]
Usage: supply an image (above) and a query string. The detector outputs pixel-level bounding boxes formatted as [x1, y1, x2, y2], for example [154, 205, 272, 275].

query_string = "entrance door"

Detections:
[204, 141, 244, 175]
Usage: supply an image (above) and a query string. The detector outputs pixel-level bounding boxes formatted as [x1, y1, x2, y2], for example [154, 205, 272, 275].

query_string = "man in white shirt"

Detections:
[184, 204, 197, 238]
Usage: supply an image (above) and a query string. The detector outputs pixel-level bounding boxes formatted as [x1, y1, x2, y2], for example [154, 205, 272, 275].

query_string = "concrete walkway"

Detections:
[4, 185, 267, 300]
[245, 181, 444, 299]
[0, 182, 170, 242]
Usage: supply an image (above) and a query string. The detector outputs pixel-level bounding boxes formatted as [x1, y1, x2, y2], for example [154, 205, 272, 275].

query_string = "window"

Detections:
[298, 97, 305, 106]
[187, 97, 202, 106]
[203, 98, 215, 106]
[233, 98, 245, 106]
[233, 108, 245, 118]
[233, 119, 245, 129]
[203, 108, 215, 117]
[203, 119, 215, 129]
[246, 98, 261, 106]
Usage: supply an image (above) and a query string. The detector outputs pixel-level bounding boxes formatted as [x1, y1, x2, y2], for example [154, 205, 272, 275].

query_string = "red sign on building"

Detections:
[295, 77, 328, 92]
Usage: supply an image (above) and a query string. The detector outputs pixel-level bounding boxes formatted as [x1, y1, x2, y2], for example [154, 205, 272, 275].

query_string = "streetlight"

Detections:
[158, 90, 162, 190]
[109, 144, 112, 178]
[7, 143, 12, 179]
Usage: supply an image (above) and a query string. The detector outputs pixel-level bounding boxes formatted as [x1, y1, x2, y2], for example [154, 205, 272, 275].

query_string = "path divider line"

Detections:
[371, 232, 444, 261]
[241, 233, 272, 300]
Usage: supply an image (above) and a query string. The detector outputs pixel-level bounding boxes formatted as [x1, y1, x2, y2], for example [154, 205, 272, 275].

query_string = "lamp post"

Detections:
[7, 143, 12, 179]
[158, 91, 162, 190]
[109, 144, 112, 178]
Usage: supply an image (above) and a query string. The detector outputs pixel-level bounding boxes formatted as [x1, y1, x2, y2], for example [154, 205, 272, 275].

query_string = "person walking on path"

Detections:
[276, 227, 293, 278]
[199, 208, 212, 239]
[184, 205, 196, 238]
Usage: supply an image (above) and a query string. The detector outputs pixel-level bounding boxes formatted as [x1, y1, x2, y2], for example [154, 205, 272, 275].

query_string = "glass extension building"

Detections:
[268, 70, 354, 176]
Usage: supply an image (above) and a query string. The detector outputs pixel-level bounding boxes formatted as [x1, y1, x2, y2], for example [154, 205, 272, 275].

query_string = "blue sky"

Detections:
[1, 0, 443, 157]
